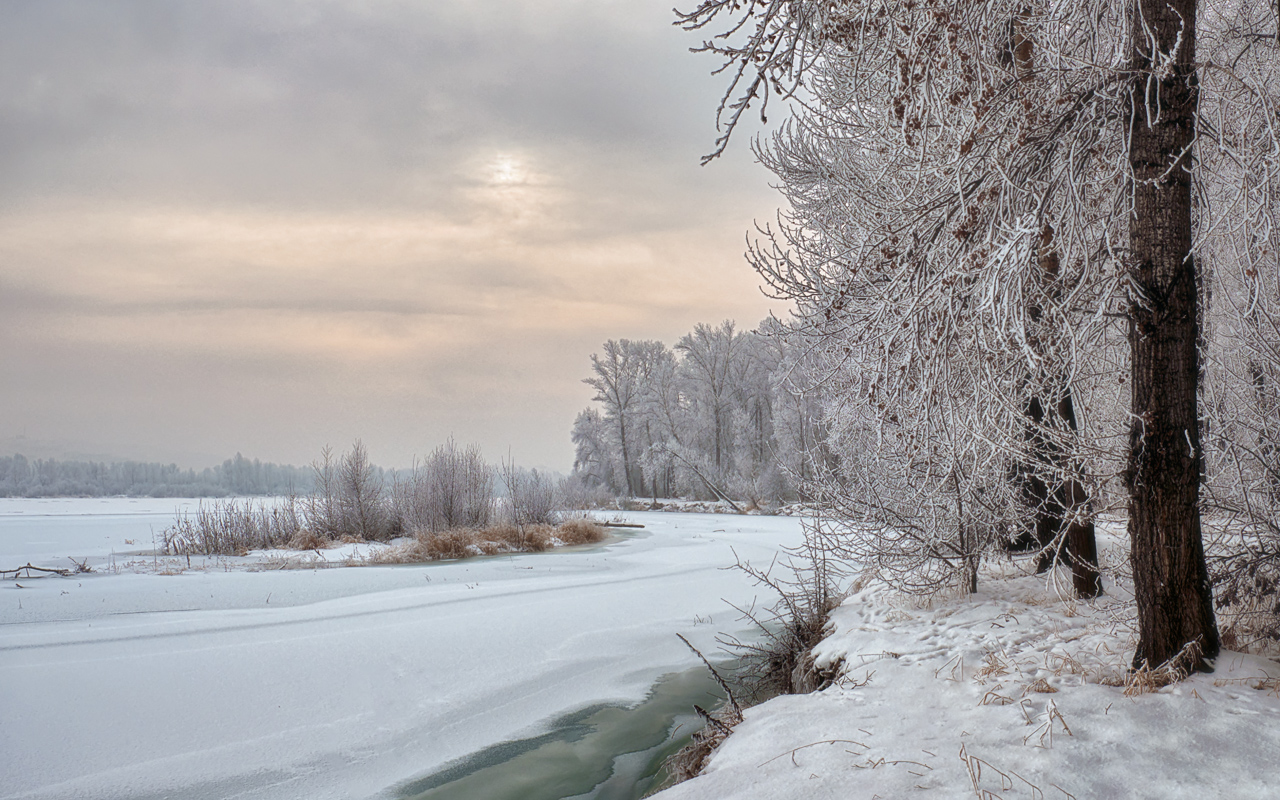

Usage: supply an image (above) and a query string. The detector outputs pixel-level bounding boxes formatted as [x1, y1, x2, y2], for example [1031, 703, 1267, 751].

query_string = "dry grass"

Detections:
[368, 520, 606, 564]
[287, 529, 330, 551]
[1213, 599, 1280, 658]
[556, 518, 609, 545]
[974, 648, 1013, 683]
[1124, 638, 1204, 697]
[663, 702, 743, 785]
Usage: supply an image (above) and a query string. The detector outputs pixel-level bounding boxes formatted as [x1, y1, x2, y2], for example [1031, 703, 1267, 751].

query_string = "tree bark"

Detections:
[1126, 0, 1219, 670]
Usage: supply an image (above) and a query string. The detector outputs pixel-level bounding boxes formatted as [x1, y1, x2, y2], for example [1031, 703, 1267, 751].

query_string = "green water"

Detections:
[392, 667, 726, 800]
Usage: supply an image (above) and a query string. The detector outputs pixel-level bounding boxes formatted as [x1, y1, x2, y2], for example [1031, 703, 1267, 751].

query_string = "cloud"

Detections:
[0, 0, 785, 470]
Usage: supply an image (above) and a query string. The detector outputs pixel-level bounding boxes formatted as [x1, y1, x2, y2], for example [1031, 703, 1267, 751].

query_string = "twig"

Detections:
[2, 563, 72, 579]
[758, 739, 870, 768]
[678, 632, 741, 714]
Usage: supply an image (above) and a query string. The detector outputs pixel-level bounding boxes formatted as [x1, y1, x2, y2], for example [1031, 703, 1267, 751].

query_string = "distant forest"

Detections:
[571, 318, 831, 506]
[0, 452, 313, 498]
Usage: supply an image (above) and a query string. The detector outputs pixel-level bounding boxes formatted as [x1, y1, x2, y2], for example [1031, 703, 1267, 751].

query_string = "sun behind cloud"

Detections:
[488, 153, 527, 186]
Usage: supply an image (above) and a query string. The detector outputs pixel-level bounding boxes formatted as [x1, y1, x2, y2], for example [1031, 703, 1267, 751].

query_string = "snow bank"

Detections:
[657, 523, 1280, 799]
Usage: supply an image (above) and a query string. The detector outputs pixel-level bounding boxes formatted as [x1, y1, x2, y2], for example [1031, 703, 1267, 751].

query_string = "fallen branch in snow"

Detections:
[693, 704, 735, 735]
[1, 563, 72, 580]
[599, 522, 645, 529]
[662, 448, 744, 514]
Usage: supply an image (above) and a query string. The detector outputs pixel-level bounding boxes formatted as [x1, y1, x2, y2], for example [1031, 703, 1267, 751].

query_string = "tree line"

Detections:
[570, 319, 831, 507]
[0, 452, 313, 498]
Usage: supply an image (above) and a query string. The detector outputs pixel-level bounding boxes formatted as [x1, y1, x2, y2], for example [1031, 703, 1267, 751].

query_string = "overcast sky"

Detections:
[0, 0, 785, 471]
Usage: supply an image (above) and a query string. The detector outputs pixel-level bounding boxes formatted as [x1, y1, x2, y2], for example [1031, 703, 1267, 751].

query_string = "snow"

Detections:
[7, 501, 1279, 800]
[655, 522, 1280, 800]
[0, 499, 807, 800]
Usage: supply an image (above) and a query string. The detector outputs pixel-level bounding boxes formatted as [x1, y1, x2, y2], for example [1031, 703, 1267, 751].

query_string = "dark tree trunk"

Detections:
[1021, 391, 1101, 598]
[1017, 393, 1064, 566]
[1016, 227, 1102, 598]
[1062, 477, 1101, 598]
[1051, 391, 1102, 598]
[1126, 0, 1219, 670]
[618, 419, 640, 498]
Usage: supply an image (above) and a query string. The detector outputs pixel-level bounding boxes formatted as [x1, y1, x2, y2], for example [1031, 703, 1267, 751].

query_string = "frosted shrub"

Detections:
[502, 464, 563, 526]
[398, 438, 495, 533]
[163, 497, 306, 555]
[307, 441, 393, 541]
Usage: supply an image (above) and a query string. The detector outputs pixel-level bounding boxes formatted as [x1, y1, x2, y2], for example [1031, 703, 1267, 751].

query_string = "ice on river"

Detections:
[0, 498, 806, 800]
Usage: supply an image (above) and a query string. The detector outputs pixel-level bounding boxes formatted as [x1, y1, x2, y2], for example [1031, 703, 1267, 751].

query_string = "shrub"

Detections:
[502, 463, 564, 526]
[397, 439, 496, 533]
[724, 525, 848, 698]
[308, 441, 393, 541]
[163, 497, 306, 555]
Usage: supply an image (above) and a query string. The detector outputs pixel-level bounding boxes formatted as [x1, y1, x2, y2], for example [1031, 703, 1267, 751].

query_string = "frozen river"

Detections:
[0, 498, 805, 800]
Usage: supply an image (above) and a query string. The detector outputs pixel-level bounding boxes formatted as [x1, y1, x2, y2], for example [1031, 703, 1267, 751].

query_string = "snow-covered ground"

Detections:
[657, 523, 1280, 800]
[0, 498, 807, 800]
[9, 501, 1278, 800]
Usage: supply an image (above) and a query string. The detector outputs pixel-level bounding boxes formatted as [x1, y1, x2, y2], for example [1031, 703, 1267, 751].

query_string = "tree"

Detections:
[339, 439, 387, 541]
[676, 0, 1280, 668]
[584, 339, 668, 496]
[571, 407, 620, 492]
[677, 321, 743, 479]
[573, 321, 811, 504]
[309, 445, 342, 538]
[1124, 0, 1220, 669]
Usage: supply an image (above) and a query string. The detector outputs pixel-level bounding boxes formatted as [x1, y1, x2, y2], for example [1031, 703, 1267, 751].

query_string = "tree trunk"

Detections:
[1009, 6, 1104, 596]
[1126, 0, 1219, 670]
[1019, 227, 1101, 598]
[1051, 391, 1102, 598]
[1062, 478, 1101, 598]
[618, 418, 637, 497]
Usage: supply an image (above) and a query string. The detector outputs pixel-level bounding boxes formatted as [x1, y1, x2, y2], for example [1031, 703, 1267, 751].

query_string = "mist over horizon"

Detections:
[1, 0, 786, 473]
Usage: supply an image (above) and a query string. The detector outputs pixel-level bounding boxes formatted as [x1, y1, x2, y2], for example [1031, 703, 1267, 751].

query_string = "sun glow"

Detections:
[488, 153, 525, 186]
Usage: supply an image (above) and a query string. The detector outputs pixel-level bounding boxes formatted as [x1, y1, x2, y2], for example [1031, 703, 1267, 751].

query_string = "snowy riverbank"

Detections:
[655, 522, 1280, 800]
[0, 499, 806, 800]
[7, 500, 1278, 799]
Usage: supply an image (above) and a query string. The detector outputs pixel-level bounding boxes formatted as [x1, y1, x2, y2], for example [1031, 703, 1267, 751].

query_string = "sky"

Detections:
[0, 0, 786, 472]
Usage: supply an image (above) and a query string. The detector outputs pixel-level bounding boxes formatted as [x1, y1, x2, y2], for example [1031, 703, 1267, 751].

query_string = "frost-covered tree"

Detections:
[571, 407, 619, 491]
[583, 339, 669, 496]
[418, 438, 494, 531]
[339, 439, 388, 541]
[679, 0, 1280, 668]
[678, 321, 744, 479]
[572, 321, 821, 504]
